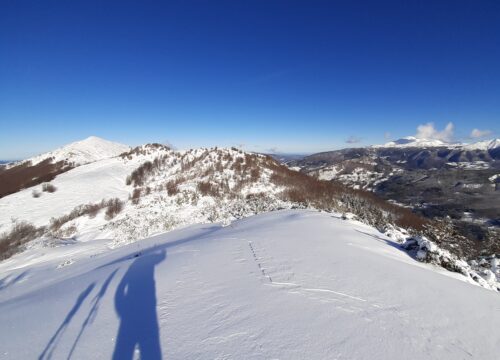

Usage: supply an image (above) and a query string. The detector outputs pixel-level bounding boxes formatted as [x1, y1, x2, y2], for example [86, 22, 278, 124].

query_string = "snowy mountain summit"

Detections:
[16, 136, 130, 167]
[374, 136, 454, 148]
[373, 136, 500, 150]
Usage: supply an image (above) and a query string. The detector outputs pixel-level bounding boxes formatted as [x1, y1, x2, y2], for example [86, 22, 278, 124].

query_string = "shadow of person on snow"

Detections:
[67, 269, 118, 359]
[39, 283, 95, 360]
[112, 248, 166, 360]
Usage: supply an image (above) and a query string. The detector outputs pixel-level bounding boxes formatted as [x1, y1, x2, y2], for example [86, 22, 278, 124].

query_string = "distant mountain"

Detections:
[266, 153, 307, 164]
[373, 136, 500, 151]
[372, 136, 456, 148]
[289, 138, 500, 253]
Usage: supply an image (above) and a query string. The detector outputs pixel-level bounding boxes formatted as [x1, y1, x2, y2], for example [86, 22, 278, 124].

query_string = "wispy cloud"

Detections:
[345, 136, 362, 144]
[469, 128, 492, 139]
[415, 122, 454, 142]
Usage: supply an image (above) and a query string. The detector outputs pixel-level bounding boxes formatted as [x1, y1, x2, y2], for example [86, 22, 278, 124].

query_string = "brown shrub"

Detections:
[197, 181, 220, 197]
[166, 181, 180, 196]
[105, 198, 124, 220]
[130, 188, 142, 204]
[42, 183, 57, 193]
[250, 168, 260, 182]
[0, 221, 42, 260]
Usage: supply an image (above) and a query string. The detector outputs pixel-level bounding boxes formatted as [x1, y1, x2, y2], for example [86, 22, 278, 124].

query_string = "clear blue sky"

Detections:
[1, 0, 499, 159]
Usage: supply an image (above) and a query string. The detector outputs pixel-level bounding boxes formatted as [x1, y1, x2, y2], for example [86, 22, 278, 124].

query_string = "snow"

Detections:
[373, 136, 455, 148]
[463, 138, 500, 151]
[0, 156, 140, 231]
[0, 210, 499, 359]
[1, 146, 293, 244]
[373, 136, 500, 150]
[10, 136, 130, 167]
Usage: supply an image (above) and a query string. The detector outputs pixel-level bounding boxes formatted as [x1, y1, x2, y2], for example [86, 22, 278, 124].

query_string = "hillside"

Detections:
[0, 211, 499, 359]
[0, 136, 130, 199]
[1, 138, 498, 291]
[289, 139, 500, 257]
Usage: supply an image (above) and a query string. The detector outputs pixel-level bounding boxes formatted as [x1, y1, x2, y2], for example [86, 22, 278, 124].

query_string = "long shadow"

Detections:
[112, 249, 166, 360]
[39, 283, 95, 360]
[97, 225, 220, 271]
[67, 269, 118, 359]
[0, 270, 29, 291]
[354, 229, 416, 260]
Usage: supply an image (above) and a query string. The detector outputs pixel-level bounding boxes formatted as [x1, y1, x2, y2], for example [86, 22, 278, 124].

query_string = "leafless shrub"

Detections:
[250, 168, 260, 182]
[42, 183, 57, 193]
[49, 198, 124, 233]
[197, 181, 220, 197]
[130, 188, 142, 204]
[166, 181, 179, 196]
[0, 221, 43, 260]
[120, 143, 171, 159]
[105, 198, 124, 220]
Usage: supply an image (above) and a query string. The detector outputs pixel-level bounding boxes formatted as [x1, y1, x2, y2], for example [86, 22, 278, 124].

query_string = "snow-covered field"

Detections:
[1, 210, 499, 359]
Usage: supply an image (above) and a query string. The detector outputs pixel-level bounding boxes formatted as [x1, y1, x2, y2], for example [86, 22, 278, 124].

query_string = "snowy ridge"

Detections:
[11, 136, 130, 167]
[0, 146, 286, 241]
[1, 141, 498, 292]
[0, 210, 499, 359]
[372, 136, 454, 148]
[373, 136, 500, 149]
[463, 138, 500, 150]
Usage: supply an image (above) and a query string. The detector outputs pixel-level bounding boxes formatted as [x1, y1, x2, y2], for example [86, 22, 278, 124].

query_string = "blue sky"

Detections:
[1, 0, 499, 159]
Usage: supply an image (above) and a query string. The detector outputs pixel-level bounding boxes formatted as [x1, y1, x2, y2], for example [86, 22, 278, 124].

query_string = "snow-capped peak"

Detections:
[21, 136, 131, 166]
[373, 136, 500, 150]
[463, 138, 500, 151]
[372, 136, 456, 149]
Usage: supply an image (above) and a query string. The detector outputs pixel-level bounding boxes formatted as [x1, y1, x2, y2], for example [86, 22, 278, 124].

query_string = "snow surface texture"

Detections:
[0, 210, 499, 359]
[8, 136, 130, 167]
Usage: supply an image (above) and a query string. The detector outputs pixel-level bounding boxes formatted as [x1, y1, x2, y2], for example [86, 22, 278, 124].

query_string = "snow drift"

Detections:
[0, 210, 499, 359]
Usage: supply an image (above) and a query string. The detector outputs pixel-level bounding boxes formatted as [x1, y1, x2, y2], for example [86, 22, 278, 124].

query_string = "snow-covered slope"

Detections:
[463, 138, 500, 150]
[373, 136, 454, 148]
[0, 210, 499, 359]
[12, 136, 130, 167]
[373, 136, 500, 149]
[0, 146, 291, 244]
[0, 145, 166, 232]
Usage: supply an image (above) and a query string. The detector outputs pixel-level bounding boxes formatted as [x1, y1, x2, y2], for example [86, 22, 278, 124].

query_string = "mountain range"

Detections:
[0, 135, 499, 358]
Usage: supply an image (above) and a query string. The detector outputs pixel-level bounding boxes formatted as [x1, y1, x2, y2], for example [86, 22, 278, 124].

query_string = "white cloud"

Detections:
[415, 122, 454, 142]
[470, 128, 492, 139]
